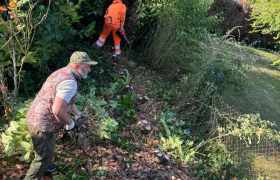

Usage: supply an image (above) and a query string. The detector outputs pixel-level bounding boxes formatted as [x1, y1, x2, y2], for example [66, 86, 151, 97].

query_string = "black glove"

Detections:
[74, 116, 90, 132]
[62, 116, 90, 145]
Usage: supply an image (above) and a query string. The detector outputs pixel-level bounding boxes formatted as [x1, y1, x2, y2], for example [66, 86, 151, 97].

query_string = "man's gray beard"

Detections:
[79, 68, 87, 78]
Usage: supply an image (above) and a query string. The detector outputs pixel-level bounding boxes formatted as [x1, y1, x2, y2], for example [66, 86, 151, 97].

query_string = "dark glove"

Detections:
[62, 117, 90, 145]
[72, 117, 90, 145]
[74, 116, 90, 132]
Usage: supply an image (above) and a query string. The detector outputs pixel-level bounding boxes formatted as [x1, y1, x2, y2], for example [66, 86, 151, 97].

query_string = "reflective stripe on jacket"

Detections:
[26, 65, 81, 132]
[104, 0, 126, 26]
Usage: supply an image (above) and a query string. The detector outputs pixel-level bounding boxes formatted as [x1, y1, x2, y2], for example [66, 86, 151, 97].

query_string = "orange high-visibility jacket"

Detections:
[104, 0, 126, 26]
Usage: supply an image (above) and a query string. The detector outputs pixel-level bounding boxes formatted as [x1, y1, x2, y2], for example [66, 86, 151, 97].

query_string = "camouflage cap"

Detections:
[70, 51, 98, 65]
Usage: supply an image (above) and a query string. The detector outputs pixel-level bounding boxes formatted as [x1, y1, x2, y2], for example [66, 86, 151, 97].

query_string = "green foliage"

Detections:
[36, 0, 83, 42]
[53, 154, 92, 180]
[75, 76, 137, 140]
[192, 141, 244, 180]
[74, 0, 104, 36]
[247, 0, 258, 3]
[1, 99, 34, 163]
[76, 86, 107, 116]
[117, 93, 137, 120]
[136, 0, 218, 38]
[248, 0, 280, 41]
[26, 0, 84, 68]
[0, 0, 88, 113]
[159, 134, 194, 163]
[219, 113, 280, 145]
[75, 86, 118, 140]
[95, 117, 118, 139]
[138, 0, 220, 74]
[159, 108, 195, 163]
[159, 110, 188, 137]
[78, 21, 96, 38]
[196, 59, 245, 97]
[0, 0, 50, 113]
[99, 73, 130, 97]
[75, 0, 106, 38]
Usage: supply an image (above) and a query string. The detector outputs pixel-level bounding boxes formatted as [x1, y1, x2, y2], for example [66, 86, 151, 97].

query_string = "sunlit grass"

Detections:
[222, 46, 280, 130]
[253, 155, 280, 180]
[210, 40, 280, 179]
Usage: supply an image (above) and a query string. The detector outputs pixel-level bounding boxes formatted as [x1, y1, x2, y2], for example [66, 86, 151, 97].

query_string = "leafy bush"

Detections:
[76, 77, 134, 140]
[248, 0, 280, 42]
[0, 0, 87, 112]
[94, 117, 118, 139]
[159, 108, 195, 163]
[192, 141, 244, 180]
[74, 0, 105, 39]
[136, 0, 219, 73]
[75, 86, 119, 140]
[1, 99, 33, 163]
[0, 0, 50, 114]
[219, 113, 280, 144]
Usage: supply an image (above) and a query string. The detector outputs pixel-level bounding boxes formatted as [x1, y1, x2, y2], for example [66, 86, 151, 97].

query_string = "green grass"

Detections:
[219, 45, 280, 179]
[222, 46, 280, 130]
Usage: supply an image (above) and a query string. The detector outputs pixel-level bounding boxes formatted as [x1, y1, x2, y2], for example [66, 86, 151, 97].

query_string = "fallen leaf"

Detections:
[133, 163, 139, 167]
[6, 170, 15, 176]
[51, 170, 58, 175]
[10, 172, 18, 178]
[108, 153, 114, 158]
[0, 168, 11, 174]
[84, 142, 90, 150]
[139, 113, 146, 120]
[17, 173, 24, 179]
[2, 161, 7, 166]
[16, 164, 24, 170]
[89, 151, 97, 156]
[153, 140, 159, 144]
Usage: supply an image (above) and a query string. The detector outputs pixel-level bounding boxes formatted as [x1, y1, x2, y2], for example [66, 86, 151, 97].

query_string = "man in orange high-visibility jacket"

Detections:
[92, 0, 126, 57]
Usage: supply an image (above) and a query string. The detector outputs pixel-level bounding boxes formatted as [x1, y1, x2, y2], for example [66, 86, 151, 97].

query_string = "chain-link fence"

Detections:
[213, 96, 280, 179]
[224, 135, 280, 179]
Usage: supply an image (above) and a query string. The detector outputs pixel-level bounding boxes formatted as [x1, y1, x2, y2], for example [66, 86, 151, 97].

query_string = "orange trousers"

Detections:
[95, 23, 121, 55]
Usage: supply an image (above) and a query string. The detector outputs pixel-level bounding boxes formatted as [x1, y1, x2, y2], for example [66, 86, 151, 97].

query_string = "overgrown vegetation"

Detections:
[247, 0, 280, 42]
[1, 0, 280, 179]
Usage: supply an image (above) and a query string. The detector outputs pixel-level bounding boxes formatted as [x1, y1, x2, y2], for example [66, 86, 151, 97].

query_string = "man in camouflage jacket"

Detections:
[24, 51, 98, 180]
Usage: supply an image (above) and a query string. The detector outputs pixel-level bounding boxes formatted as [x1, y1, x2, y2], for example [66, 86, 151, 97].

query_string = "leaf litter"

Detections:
[0, 59, 192, 180]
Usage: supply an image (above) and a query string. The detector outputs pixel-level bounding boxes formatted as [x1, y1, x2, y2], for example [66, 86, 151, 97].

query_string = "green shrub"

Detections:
[136, 0, 219, 74]
[248, 0, 280, 42]
[1, 99, 33, 163]
[159, 108, 195, 163]
[192, 141, 244, 180]
[96, 117, 118, 139]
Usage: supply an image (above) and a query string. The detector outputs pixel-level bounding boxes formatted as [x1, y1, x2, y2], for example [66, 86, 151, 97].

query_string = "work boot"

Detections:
[92, 42, 101, 50]
[112, 54, 120, 64]
[46, 164, 57, 172]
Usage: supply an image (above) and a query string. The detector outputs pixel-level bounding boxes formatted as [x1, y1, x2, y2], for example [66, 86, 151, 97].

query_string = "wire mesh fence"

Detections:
[213, 95, 280, 180]
[224, 135, 280, 179]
